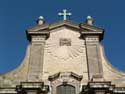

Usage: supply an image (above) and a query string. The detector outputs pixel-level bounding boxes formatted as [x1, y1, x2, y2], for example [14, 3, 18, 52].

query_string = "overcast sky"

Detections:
[0, 0, 125, 73]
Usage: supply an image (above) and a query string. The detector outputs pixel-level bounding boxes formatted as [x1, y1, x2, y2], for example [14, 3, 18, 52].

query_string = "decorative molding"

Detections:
[48, 72, 82, 82]
[45, 36, 85, 61]
[16, 82, 49, 94]
[0, 88, 17, 94]
[49, 72, 82, 94]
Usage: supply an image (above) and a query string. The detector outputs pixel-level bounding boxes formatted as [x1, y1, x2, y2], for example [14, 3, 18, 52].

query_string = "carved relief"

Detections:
[49, 72, 82, 94]
[60, 38, 71, 46]
[45, 28, 85, 61]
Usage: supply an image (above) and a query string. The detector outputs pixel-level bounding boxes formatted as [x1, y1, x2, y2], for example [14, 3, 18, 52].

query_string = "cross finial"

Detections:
[58, 9, 72, 20]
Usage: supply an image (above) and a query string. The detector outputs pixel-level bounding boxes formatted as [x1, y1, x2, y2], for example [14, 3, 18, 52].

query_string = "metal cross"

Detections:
[58, 9, 72, 20]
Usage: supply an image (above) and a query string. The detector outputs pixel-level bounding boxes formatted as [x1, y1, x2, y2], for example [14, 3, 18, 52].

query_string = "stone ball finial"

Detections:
[86, 15, 94, 25]
[36, 16, 45, 25]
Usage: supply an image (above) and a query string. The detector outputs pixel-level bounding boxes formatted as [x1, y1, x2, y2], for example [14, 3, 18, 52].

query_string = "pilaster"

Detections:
[26, 29, 49, 81]
[80, 23, 104, 80]
[84, 35, 103, 80]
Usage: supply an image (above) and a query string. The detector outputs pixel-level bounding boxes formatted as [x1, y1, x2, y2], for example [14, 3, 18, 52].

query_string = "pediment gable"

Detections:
[26, 20, 103, 32]
[26, 20, 104, 41]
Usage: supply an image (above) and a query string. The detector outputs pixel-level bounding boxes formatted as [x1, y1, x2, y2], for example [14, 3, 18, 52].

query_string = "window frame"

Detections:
[57, 84, 75, 94]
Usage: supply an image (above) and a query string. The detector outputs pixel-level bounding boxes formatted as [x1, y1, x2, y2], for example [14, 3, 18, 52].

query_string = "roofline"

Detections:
[26, 20, 104, 33]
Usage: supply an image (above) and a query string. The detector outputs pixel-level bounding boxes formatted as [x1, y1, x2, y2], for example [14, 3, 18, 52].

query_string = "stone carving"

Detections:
[60, 38, 71, 46]
[49, 72, 82, 94]
[45, 28, 85, 61]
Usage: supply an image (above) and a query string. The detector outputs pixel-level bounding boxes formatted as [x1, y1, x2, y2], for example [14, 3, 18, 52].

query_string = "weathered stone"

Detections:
[0, 18, 125, 94]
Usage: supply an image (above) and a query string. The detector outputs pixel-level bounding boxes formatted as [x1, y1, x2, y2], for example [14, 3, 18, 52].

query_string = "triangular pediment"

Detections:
[26, 20, 104, 41]
[26, 20, 103, 32]
[27, 20, 80, 32]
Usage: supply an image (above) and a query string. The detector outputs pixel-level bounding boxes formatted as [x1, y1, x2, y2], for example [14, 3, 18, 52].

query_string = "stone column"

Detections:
[27, 34, 48, 81]
[84, 36, 103, 80]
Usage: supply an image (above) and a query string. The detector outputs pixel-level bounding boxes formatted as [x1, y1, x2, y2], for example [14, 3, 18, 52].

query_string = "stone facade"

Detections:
[0, 17, 125, 94]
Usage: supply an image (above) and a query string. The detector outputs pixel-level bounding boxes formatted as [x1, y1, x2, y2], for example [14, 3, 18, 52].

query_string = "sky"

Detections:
[0, 0, 125, 73]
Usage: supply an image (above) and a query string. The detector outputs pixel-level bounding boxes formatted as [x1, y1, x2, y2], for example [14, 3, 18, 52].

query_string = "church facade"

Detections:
[0, 11, 125, 94]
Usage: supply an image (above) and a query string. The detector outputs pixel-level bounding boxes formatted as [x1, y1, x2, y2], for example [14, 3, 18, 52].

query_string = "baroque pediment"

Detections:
[26, 20, 104, 32]
[26, 20, 104, 41]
